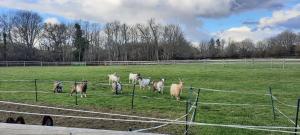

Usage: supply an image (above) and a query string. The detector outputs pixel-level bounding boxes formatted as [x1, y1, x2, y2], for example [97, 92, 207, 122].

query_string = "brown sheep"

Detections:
[70, 81, 88, 98]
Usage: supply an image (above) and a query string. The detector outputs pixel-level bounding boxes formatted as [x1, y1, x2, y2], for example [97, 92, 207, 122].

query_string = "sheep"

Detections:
[53, 81, 63, 93]
[108, 72, 120, 85]
[129, 73, 140, 84]
[170, 79, 184, 101]
[152, 78, 165, 94]
[137, 76, 151, 90]
[112, 81, 122, 94]
[70, 80, 88, 98]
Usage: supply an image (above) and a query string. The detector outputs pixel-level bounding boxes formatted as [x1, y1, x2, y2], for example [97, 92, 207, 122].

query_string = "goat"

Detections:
[53, 81, 63, 93]
[108, 72, 120, 85]
[70, 80, 88, 98]
[137, 76, 151, 90]
[129, 73, 140, 84]
[152, 78, 165, 94]
[170, 79, 184, 101]
[112, 81, 122, 94]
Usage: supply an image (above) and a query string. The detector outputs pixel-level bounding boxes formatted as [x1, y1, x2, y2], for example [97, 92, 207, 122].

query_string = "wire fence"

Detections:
[0, 79, 300, 134]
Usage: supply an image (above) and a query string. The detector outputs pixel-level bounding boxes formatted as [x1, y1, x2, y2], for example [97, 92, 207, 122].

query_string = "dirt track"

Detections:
[0, 102, 183, 135]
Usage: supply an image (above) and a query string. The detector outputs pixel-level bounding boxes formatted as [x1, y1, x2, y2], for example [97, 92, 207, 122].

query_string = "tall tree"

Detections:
[73, 23, 89, 61]
[41, 23, 67, 61]
[208, 38, 216, 58]
[12, 10, 42, 60]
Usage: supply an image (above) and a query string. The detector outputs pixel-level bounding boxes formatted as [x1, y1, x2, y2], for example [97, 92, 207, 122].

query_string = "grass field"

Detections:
[1, 63, 300, 135]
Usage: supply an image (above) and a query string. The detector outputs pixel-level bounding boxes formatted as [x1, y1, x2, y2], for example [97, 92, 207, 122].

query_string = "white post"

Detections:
[271, 58, 273, 69]
[283, 58, 285, 69]
[23, 61, 25, 67]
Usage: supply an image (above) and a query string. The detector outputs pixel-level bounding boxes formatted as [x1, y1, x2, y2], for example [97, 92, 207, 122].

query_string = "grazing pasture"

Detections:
[0, 63, 300, 134]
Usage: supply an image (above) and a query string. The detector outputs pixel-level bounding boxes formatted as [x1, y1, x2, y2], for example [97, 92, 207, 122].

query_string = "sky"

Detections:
[0, 0, 300, 44]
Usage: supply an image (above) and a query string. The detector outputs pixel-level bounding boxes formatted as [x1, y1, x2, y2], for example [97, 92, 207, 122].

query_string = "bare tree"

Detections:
[12, 10, 42, 60]
[41, 23, 67, 61]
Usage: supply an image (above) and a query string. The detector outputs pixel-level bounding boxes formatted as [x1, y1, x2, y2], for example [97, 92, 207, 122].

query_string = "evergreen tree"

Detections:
[73, 23, 89, 61]
[208, 38, 216, 58]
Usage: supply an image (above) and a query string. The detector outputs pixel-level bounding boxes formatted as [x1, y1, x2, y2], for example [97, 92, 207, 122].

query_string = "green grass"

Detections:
[1, 63, 300, 134]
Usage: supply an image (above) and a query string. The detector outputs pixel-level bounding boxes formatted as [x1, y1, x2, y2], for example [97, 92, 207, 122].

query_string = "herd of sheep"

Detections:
[53, 73, 184, 100]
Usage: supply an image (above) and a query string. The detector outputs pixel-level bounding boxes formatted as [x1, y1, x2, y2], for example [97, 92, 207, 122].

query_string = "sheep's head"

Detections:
[178, 79, 184, 86]
[82, 80, 88, 85]
[161, 78, 165, 82]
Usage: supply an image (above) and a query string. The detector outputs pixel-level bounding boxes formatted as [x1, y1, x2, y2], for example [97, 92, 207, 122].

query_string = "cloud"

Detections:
[242, 21, 259, 25]
[216, 26, 281, 42]
[259, 3, 300, 28]
[44, 17, 60, 24]
[0, 0, 287, 42]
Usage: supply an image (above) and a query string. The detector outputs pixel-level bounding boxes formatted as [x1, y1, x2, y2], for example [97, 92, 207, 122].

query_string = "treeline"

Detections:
[199, 31, 300, 58]
[0, 10, 300, 61]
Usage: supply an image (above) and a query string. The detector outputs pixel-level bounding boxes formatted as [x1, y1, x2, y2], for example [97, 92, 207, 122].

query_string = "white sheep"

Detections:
[170, 79, 184, 101]
[152, 78, 165, 94]
[129, 73, 140, 84]
[108, 72, 120, 85]
[137, 77, 151, 90]
[112, 81, 122, 94]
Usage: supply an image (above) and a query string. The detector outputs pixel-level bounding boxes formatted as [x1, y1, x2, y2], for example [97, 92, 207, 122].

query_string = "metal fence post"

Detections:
[189, 86, 193, 108]
[294, 98, 300, 135]
[131, 84, 136, 110]
[74, 81, 78, 105]
[35, 79, 37, 102]
[115, 82, 118, 95]
[192, 88, 201, 122]
[185, 100, 189, 135]
[269, 87, 276, 120]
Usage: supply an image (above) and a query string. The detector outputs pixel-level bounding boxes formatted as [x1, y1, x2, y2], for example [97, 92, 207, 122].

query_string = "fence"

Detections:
[0, 79, 300, 134]
[1, 58, 300, 67]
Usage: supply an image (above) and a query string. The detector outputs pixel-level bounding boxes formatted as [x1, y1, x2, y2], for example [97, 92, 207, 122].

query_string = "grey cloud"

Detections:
[231, 0, 284, 12]
[0, 0, 290, 43]
[242, 21, 259, 25]
[279, 15, 300, 29]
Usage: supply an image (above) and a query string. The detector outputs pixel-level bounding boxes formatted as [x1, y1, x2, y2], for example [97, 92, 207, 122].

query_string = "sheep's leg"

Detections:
[84, 92, 87, 98]
[80, 92, 83, 98]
